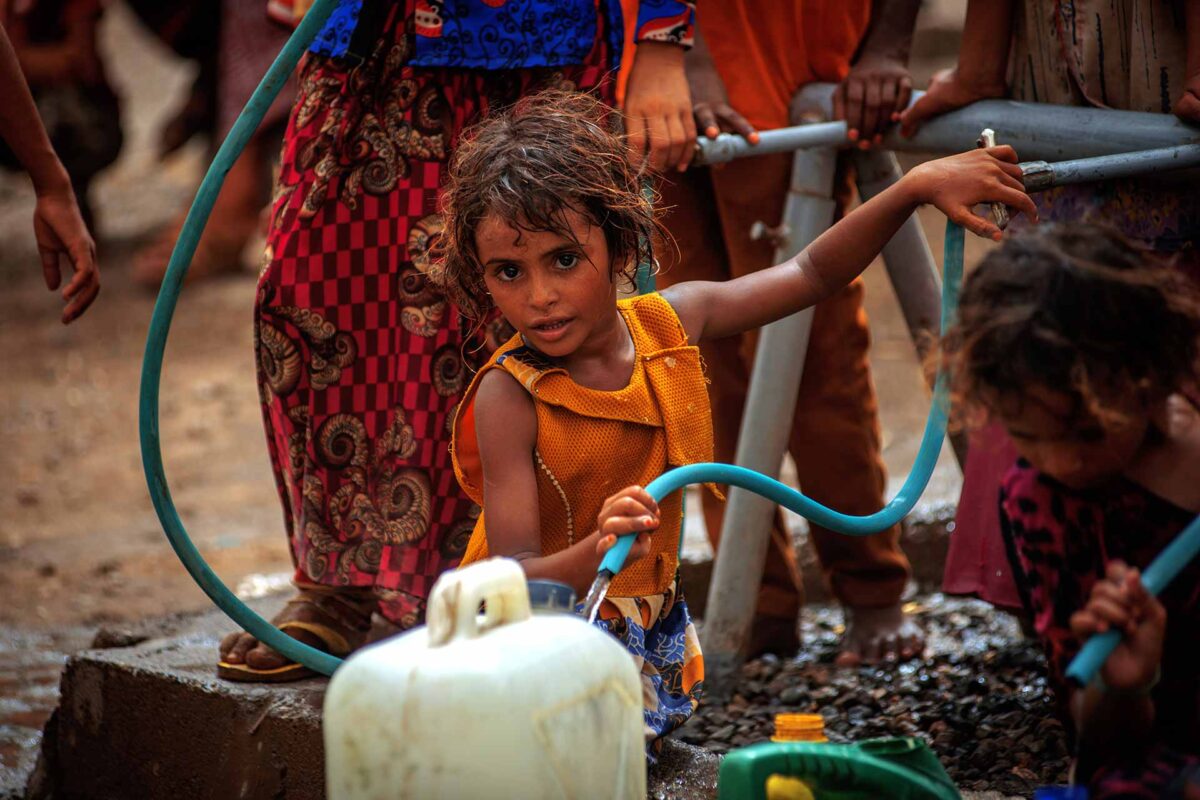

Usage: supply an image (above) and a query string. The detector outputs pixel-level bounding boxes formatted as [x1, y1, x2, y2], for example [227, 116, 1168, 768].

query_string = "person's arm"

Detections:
[1067, 561, 1163, 760]
[685, 23, 757, 143]
[473, 371, 658, 597]
[623, 1, 697, 172]
[0, 24, 98, 323]
[663, 145, 1036, 343]
[1174, 0, 1200, 123]
[898, 0, 1013, 136]
[833, 0, 921, 147]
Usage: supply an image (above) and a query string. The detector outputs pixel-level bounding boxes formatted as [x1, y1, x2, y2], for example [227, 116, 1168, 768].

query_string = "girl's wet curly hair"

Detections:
[438, 90, 659, 321]
[941, 223, 1200, 427]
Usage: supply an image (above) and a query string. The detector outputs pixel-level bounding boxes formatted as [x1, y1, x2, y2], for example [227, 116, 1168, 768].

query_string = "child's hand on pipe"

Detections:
[904, 145, 1037, 240]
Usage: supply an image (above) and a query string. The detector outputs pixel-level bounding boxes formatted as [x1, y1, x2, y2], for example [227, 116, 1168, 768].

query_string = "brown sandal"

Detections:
[217, 587, 376, 683]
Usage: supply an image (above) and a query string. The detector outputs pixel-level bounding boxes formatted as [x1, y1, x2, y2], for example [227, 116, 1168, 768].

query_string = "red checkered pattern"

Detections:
[255, 1, 614, 627]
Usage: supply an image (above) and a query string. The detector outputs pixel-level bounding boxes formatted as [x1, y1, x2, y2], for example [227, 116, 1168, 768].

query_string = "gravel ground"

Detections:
[674, 595, 1073, 798]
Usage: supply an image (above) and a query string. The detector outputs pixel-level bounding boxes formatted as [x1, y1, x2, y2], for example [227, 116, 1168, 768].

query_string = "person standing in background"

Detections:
[656, 0, 925, 665]
[218, 0, 698, 682]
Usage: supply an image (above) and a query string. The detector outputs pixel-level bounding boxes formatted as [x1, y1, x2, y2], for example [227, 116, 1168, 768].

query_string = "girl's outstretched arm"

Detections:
[663, 145, 1037, 343]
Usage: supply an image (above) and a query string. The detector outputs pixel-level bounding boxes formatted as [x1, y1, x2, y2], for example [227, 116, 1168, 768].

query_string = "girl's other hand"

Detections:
[899, 67, 1007, 138]
[1069, 561, 1166, 692]
[34, 187, 99, 324]
[595, 485, 660, 562]
[907, 146, 1038, 240]
[624, 42, 698, 173]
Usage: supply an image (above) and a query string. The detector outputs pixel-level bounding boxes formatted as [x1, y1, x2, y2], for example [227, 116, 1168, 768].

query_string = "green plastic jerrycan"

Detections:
[718, 736, 961, 800]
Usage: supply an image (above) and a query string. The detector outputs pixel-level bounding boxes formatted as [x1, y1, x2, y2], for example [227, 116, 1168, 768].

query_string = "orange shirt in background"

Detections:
[702, 1, 871, 131]
[617, 1, 871, 129]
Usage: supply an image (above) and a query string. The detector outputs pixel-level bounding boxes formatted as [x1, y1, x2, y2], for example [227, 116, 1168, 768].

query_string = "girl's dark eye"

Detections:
[555, 252, 579, 269]
[498, 264, 521, 281]
[1074, 427, 1106, 443]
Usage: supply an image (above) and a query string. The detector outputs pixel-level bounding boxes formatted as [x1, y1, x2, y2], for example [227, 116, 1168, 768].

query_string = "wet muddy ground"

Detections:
[675, 598, 1070, 798]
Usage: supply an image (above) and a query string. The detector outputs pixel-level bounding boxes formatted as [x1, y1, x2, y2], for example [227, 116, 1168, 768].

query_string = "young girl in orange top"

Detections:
[441, 91, 1035, 751]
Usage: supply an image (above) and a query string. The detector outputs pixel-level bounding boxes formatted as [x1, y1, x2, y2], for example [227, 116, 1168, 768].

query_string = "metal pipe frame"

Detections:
[700, 147, 837, 698]
[697, 84, 1200, 166]
[1021, 143, 1200, 190]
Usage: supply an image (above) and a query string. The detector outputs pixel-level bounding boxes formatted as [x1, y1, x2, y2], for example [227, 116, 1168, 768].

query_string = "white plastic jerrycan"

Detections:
[324, 558, 646, 799]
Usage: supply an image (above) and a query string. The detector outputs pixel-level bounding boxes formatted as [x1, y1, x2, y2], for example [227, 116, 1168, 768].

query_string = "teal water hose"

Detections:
[597, 222, 964, 577]
[139, 0, 342, 676]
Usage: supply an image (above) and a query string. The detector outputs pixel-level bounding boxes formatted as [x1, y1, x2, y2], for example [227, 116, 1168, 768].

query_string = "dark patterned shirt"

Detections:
[999, 459, 1200, 760]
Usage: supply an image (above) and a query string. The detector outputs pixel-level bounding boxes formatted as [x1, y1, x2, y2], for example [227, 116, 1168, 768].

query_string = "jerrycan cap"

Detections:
[527, 580, 576, 613]
[772, 714, 827, 743]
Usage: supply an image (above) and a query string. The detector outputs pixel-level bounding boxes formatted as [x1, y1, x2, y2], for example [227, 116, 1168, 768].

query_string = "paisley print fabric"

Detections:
[590, 573, 703, 758]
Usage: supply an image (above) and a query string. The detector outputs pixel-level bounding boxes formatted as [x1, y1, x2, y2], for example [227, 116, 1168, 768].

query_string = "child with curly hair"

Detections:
[941, 223, 1200, 797]
[442, 90, 1034, 751]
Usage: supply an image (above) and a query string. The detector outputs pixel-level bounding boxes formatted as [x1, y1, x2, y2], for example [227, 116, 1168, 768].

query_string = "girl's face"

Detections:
[994, 384, 1150, 490]
[475, 209, 620, 359]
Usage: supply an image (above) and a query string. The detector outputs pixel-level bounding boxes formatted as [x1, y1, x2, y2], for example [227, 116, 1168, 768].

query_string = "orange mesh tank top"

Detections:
[451, 292, 716, 598]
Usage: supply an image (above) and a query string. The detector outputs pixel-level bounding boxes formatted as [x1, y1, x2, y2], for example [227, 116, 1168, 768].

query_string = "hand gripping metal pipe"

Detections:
[139, 1, 1200, 676]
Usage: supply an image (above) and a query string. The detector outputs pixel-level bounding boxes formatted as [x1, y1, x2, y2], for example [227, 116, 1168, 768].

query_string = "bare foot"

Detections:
[218, 588, 375, 680]
[835, 604, 924, 667]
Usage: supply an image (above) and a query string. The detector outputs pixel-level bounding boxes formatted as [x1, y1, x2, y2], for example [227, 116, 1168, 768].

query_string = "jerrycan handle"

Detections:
[427, 558, 532, 646]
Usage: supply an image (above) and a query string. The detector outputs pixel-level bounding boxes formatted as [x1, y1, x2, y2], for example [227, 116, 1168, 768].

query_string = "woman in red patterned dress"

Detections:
[218, 0, 698, 680]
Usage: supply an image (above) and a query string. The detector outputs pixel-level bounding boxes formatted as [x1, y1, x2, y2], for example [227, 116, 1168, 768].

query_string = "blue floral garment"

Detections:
[585, 573, 704, 761]
[309, 0, 693, 70]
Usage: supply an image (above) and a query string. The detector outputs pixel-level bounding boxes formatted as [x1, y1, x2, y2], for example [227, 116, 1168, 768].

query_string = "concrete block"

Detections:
[28, 598, 723, 799]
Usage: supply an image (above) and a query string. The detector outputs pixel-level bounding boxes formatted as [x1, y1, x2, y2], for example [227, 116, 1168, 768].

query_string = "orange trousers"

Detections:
[658, 152, 911, 620]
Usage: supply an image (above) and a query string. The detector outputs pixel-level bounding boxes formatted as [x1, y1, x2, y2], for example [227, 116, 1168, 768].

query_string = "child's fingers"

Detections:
[861, 79, 883, 141]
[1069, 608, 1106, 638]
[719, 105, 759, 143]
[600, 513, 659, 539]
[951, 209, 1001, 241]
[627, 486, 659, 515]
[1086, 595, 1134, 633]
[610, 494, 656, 521]
[985, 144, 1019, 163]
[895, 75, 913, 120]
[62, 278, 100, 325]
[39, 247, 62, 291]
[694, 105, 720, 139]
[1105, 560, 1131, 584]
[993, 185, 1039, 222]
[995, 171, 1026, 193]
[992, 159, 1025, 181]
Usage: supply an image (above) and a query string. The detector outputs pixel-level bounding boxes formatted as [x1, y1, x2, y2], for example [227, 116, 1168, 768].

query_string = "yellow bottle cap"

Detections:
[771, 713, 828, 743]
